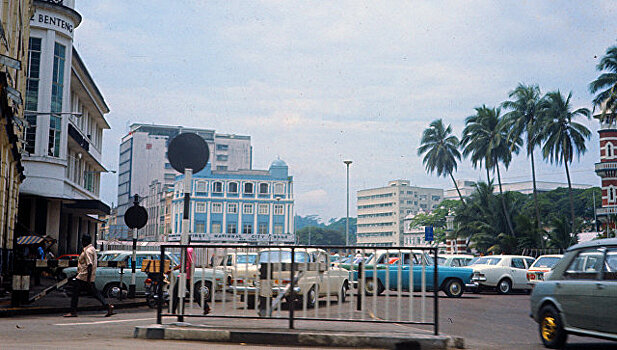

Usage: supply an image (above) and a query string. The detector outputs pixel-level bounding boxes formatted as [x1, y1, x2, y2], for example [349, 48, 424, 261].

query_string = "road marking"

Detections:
[54, 317, 154, 326]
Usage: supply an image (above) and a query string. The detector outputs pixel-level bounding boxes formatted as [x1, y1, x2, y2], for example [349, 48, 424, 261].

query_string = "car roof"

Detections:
[534, 254, 563, 259]
[441, 254, 474, 258]
[567, 238, 617, 252]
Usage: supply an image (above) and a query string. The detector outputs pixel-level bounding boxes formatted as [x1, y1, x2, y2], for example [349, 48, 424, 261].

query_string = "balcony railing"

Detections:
[595, 162, 617, 172]
[596, 207, 617, 216]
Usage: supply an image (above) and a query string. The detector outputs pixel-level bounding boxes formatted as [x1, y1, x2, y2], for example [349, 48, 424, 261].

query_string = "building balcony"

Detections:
[596, 206, 617, 216]
[595, 162, 617, 175]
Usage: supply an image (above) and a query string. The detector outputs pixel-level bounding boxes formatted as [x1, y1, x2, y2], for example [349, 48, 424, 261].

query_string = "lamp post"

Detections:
[344, 160, 352, 246]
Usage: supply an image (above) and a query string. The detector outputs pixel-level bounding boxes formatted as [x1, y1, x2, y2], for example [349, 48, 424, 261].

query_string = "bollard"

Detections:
[11, 259, 32, 306]
[356, 261, 363, 311]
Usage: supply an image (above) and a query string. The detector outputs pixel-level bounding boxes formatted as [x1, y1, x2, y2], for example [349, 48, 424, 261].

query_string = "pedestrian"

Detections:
[63, 234, 114, 317]
[171, 246, 210, 315]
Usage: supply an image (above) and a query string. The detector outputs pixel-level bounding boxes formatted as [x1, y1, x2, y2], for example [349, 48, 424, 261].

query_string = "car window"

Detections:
[473, 257, 501, 265]
[511, 258, 525, 269]
[437, 257, 446, 265]
[237, 254, 257, 264]
[603, 248, 617, 281]
[258, 251, 309, 263]
[565, 248, 604, 280]
[226, 256, 233, 266]
[524, 258, 535, 268]
[531, 256, 561, 269]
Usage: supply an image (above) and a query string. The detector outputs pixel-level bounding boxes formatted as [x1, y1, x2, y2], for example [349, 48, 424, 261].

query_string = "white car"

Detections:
[526, 254, 563, 286]
[471, 255, 536, 294]
[437, 254, 475, 267]
[219, 252, 259, 286]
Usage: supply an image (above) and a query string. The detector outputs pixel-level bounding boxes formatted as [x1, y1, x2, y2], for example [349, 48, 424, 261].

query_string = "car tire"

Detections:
[193, 281, 213, 305]
[103, 282, 123, 299]
[339, 281, 349, 303]
[364, 278, 385, 296]
[306, 286, 317, 308]
[538, 305, 567, 349]
[443, 279, 464, 298]
[496, 278, 512, 295]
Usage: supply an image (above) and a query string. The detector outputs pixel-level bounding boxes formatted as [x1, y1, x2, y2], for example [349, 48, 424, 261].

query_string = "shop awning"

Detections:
[16, 235, 44, 245]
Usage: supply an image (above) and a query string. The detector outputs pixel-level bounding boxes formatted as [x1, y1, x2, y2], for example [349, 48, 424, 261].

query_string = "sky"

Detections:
[72, 1, 617, 221]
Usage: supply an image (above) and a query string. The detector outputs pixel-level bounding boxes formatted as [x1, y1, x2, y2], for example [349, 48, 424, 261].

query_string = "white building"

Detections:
[114, 124, 252, 239]
[18, 0, 111, 255]
[444, 179, 593, 200]
[356, 180, 443, 247]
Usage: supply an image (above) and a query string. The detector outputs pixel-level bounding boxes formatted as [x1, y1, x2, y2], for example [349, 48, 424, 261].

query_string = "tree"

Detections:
[461, 105, 521, 235]
[541, 90, 590, 231]
[589, 44, 617, 124]
[418, 119, 465, 204]
[295, 226, 345, 246]
[547, 217, 576, 250]
[502, 83, 545, 229]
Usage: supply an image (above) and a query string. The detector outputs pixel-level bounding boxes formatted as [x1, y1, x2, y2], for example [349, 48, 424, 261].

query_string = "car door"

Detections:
[555, 247, 603, 331]
[595, 247, 617, 334]
[510, 258, 527, 288]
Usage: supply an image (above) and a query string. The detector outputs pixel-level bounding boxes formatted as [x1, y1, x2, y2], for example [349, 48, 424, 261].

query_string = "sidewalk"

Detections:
[135, 317, 464, 349]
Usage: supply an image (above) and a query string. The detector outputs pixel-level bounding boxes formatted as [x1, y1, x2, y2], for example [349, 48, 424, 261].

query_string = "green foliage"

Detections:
[294, 215, 357, 245]
[296, 226, 345, 246]
[589, 45, 617, 123]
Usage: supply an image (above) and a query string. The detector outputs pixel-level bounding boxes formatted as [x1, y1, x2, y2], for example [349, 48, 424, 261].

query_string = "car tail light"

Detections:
[282, 279, 291, 284]
[145, 278, 152, 286]
[527, 273, 535, 280]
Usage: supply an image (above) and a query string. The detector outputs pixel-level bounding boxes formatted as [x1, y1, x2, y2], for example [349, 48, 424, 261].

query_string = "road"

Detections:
[1, 291, 615, 349]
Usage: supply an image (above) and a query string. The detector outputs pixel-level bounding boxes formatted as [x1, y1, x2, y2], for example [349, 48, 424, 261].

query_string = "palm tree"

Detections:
[541, 90, 590, 231]
[418, 119, 465, 204]
[589, 45, 617, 124]
[547, 217, 576, 250]
[502, 83, 544, 229]
[461, 106, 520, 235]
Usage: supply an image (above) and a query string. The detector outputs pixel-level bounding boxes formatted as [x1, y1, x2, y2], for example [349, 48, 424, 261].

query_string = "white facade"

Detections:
[19, 1, 110, 255]
[356, 180, 443, 247]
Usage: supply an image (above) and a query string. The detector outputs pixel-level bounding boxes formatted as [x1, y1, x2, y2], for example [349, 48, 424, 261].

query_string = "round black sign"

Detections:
[124, 205, 148, 229]
[168, 133, 209, 174]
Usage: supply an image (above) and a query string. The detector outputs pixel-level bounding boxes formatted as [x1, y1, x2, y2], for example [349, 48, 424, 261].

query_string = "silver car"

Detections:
[530, 238, 617, 348]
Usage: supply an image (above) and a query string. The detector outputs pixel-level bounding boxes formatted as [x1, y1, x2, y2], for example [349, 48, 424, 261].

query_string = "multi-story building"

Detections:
[0, 0, 32, 286]
[114, 124, 252, 239]
[18, 0, 110, 255]
[168, 159, 294, 244]
[595, 121, 617, 226]
[140, 180, 172, 242]
[356, 180, 443, 247]
[444, 179, 592, 200]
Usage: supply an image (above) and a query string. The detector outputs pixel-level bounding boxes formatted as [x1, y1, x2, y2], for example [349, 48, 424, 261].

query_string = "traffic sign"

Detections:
[167, 133, 209, 174]
[124, 195, 147, 229]
[424, 226, 434, 242]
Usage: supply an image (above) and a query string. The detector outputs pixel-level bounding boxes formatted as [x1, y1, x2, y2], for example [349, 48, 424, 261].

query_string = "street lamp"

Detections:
[344, 160, 352, 246]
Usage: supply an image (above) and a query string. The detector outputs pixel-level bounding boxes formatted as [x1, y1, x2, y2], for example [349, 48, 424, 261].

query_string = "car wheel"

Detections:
[496, 278, 512, 295]
[193, 281, 213, 305]
[539, 305, 567, 349]
[364, 279, 385, 296]
[444, 279, 464, 298]
[306, 286, 317, 308]
[103, 283, 123, 299]
[339, 281, 349, 303]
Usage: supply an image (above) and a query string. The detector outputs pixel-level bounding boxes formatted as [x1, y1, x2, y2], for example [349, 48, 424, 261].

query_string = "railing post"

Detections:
[356, 261, 363, 311]
[289, 247, 295, 329]
[433, 247, 439, 335]
[157, 245, 164, 324]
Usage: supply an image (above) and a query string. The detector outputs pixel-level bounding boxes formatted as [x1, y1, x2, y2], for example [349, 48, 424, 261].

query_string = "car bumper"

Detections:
[465, 282, 479, 291]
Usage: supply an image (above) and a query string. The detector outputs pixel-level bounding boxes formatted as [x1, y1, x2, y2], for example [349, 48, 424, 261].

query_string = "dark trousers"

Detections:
[172, 279, 209, 314]
[70, 278, 107, 313]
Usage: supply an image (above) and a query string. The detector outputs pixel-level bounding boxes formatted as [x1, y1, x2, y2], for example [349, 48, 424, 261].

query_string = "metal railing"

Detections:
[155, 244, 440, 335]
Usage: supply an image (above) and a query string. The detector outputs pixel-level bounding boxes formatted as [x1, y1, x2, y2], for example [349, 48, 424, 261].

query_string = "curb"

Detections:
[134, 324, 463, 349]
[0, 300, 147, 317]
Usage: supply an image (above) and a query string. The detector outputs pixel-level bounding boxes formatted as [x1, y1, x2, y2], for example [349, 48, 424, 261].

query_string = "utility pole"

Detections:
[344, 160, 352, 246]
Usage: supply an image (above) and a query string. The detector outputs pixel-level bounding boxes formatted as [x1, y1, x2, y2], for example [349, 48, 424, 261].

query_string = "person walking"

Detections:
[63, 235, 114, 317]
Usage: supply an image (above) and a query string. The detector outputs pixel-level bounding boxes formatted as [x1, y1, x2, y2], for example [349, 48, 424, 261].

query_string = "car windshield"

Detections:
[472, 257, 501, 265]
[259, 251, 310, 263]
[437, 257, 447, 265]
[100, 253, 121, 261]
[236, 254, 257, 264]
[531, 256, 561, 269]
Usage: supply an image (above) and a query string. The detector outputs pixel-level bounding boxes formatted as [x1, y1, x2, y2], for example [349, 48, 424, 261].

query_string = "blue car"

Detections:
[354, 250, 476, 298]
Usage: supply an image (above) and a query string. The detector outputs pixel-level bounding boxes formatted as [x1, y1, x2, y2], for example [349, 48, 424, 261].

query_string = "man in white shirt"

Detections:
[63, 235, 114, 317]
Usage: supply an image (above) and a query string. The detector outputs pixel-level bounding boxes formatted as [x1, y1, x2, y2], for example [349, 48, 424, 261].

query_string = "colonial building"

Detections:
[357, 180, 443, 247]
[18, 0, 111, 255]
[595, 121, 617, 228]
[0, 0, 32, 286]
[168, 159, 294, 244]
[114, 124, 252, 239]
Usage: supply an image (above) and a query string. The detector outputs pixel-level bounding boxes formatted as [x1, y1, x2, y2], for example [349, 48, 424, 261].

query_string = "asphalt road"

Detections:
[1, 291, 616, 349]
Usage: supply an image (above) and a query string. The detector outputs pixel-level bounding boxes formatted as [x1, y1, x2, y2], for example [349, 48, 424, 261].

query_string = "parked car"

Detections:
[63, 250, 225, 299]
[219, 252, 259, 286]
[233, 248, 350, 308]
[530, 238, 617, 348]
[359, 250, 475, 298]
[57, 254, 79, 261]
[470, 255, 536, 294]
[437, 254, 475, 267]
[526, 255, 563, 287]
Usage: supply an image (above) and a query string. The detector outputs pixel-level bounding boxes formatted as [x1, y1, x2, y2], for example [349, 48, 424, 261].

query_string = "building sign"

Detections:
[31, 9, 75, 37]
[168, 233, 295, 243]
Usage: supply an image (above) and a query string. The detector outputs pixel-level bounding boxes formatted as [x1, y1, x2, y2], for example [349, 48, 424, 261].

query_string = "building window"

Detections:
[25, 37, 42, 154]
[244, 183, 254, 194]
[274, 183, 285, 195]
[211, 222, 222, 233]
[51, 42, 65, 113]
[212, 203, 222, 213]
[243, 224, 252, 234]
[195, 181, 207, 193]
[274, 204, 284, 215]
[217, 166, 228, 171]
[227, 203, 238, 214]
[196, 202, 206, 213]
[227, 223, 237, 233]
[259, 223, 268, 234]
[48, 115, 61, 157]
[607, 142, 615, 158]
[274, 224, 283, 234]
[258, 204, 269, 215]
[259, 183, 269, 194]
[216, 144, 228, 151]
[216, 154, 228, 161]
[213, 181, 223, 193]
[195, 221, 205, 233]
[228, 182, 238, 193]
[243, 203, 253, 214]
